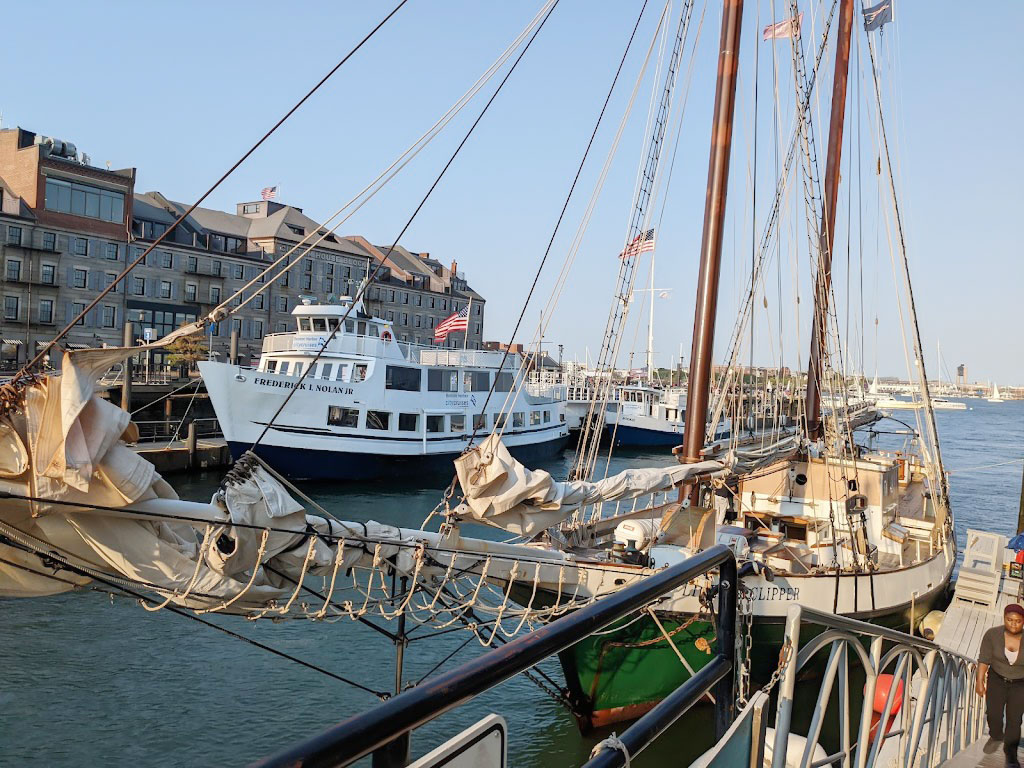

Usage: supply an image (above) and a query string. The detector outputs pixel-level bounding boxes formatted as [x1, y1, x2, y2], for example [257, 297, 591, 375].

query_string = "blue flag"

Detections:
[863, 0, 893, 32]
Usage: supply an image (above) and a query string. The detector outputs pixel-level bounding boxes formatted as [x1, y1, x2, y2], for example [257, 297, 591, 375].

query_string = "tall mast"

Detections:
[803, 0, 854, 440]
[679, 0, 744, 464]
[647, 253, 655, 384]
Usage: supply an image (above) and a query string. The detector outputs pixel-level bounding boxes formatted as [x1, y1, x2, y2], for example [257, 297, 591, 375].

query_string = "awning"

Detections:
[2, 339, 23, 346]
[65, 343, 90, 350]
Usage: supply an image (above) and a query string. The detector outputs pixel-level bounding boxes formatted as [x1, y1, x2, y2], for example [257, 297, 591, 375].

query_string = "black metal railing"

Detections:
[252, 544, 738, 768]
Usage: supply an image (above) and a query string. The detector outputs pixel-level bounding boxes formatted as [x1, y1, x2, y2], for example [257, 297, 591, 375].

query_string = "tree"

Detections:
[165, 327, 206, 375]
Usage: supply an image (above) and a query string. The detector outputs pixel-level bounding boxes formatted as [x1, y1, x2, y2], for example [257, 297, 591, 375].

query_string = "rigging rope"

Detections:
[8, 0, 412, 385]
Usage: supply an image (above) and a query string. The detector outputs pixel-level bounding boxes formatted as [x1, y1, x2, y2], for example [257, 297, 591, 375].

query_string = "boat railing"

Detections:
[767, 604, 983, 768]
[131, 417, 223, 443]
[253, 544, 740, 768]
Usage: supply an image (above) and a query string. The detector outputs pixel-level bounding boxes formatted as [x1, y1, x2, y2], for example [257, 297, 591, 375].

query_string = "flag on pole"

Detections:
[762, 12, 802, 40]
[619, 228, 656, 259]
[261, 185, 278, 201]
[863, 0, 893, 32]
[434, 305, 470, 342]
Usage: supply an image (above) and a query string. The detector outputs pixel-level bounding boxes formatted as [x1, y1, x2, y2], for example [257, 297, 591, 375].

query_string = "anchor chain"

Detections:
[736, 585, 755, 706]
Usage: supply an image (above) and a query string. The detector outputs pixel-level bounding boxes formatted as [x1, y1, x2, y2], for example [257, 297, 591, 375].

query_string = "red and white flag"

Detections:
[434, 305, 470, 342]
[762, 12, 802, 40]
[261, 185, 278, 201]
[619, 228, 656, 260]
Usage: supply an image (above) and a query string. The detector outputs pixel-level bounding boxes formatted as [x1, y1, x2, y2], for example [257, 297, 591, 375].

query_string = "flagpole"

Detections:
[463, 298, 472, 351]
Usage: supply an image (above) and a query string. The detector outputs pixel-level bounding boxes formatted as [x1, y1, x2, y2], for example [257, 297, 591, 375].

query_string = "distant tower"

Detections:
[956, 364, 967, 391]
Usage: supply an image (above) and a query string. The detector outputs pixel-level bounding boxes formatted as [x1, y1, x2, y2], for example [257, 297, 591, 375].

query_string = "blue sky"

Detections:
[2, 1, 1021, 383]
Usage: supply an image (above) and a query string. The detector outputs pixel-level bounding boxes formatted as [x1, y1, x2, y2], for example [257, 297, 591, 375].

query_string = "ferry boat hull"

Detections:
[225, 433, 568, 481]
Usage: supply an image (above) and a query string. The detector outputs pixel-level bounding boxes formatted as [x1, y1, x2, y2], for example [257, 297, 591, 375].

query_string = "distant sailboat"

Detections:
[987, 382, 1004, 403]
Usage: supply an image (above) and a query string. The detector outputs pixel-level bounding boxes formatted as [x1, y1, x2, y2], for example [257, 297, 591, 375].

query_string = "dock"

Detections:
[132, 436, 232, 473]
[934, 529, 1022, 660]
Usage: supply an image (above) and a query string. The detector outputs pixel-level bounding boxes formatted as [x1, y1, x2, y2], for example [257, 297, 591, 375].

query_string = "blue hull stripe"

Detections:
[228, 435, 569, 481]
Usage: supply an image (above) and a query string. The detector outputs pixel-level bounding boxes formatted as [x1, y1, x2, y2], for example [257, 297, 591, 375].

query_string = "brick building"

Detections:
[0, 126, 485, 371]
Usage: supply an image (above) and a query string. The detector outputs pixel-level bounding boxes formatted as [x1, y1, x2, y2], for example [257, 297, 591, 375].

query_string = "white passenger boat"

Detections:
[199, 299, 569, 480]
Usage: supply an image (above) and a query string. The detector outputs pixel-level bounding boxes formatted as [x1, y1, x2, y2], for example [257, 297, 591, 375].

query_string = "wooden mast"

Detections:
[679, 0, 745, 465]
[804, 0, 855, 440]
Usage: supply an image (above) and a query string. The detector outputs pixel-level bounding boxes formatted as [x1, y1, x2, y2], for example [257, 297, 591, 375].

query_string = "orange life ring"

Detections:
[381, 330, 393, 342]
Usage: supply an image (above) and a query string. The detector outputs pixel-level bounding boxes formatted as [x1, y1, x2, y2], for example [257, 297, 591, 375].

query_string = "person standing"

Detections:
[978, 603, 1024, 766]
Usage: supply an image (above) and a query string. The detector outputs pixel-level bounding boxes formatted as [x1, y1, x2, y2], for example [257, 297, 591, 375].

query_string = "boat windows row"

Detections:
[262, 360, 518, 392]
[326, 407, 556, 432]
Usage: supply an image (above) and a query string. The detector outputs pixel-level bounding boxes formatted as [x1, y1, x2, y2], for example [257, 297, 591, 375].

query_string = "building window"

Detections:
[253, 293, 264, 310]
[304, 258, 312, 272]
[243, 203, 260, 214]
[159, 251, 172, 268]
[388, 289, 396, 302]
[106, 243, 119, 260]
[38, 299, 53, 324]
[7, 226, 21, 245]
[5, 259, 21, 281]
[441, 299, 447, 311]
[366, 410, 390, 430]
[160, 280, 172, 299]
[400, 312, 408, 326]
[105, 273, 117, 292]
[475, 303, 482, 315]
[277, 296, 287, 312]
[301, 274, 312, 290]
[450, 414, 466, 433]
[72, 302, 85, 325]
[74, 238, 88, 256]
[73, 268, 87, 288]
[233, 264, 243, 279]
[427, 369, 459, 392]
[386, 310, 394, 322]
[473, 322, 481, 335]
[398, 413, 418, 432]
[414, 294, 422, 306]
[210, 286, 221, 303]
[42, 232, 56, 251]
[426, 415, 445, 433]
[428, 296, 435, 309]
[413, 315, 422, 328]
[325, 263, 334, 276]
[327, 406, 359, 428]
[212, 259, 222, 276]
[253, 320, 263, 339]
[133, 277, 145, 295]
[185, 283, 197, 302]
[44, 177, 125, 223]
[102, 305, 116, 328]
[187, 255, 198, 273]
[385, 365, 421, 391]
[325, 277, 333, 293]
[401, 292, 409, 305]
[4, 296, 18, 320]
[40, 264, 55, 285]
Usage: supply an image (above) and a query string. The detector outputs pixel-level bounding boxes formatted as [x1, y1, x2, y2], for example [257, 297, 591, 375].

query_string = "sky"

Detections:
[2, 1, 1021, 384]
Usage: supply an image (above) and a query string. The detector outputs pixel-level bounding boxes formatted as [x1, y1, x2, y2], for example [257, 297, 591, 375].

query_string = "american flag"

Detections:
[434, 305, 470, 342]
[762, 12, 802, 40]
[619, 228, 656, 259]
[261, 185, 278, 201]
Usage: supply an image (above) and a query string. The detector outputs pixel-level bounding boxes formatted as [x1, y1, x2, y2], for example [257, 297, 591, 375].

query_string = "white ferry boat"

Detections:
[199, 299, 569, 480]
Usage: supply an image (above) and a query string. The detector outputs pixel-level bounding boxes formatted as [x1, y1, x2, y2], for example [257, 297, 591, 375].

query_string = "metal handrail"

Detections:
[772, 604, 984, 768]
[253, 544, 738, 768]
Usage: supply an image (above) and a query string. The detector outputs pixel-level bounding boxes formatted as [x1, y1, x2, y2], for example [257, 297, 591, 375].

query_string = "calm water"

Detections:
[2, 401, 1022, 766]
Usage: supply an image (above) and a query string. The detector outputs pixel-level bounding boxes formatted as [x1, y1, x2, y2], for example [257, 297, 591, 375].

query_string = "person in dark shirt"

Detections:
[978, 603, 1024, 766]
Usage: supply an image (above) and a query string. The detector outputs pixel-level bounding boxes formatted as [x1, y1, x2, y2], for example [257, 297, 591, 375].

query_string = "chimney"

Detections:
[450, 259, 458, 277]
[419, 251, 430, 260]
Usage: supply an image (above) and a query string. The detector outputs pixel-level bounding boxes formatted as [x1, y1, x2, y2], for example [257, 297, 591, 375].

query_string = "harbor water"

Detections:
[2, 401, 1022, 766]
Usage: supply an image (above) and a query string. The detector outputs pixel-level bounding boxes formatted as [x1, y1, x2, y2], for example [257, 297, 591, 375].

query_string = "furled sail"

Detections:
[453, 434, 725, 536]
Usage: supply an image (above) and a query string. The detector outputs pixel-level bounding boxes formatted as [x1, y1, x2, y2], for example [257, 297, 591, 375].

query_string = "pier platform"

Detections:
[934, 529, 1021, 661]
[132, 437, 232, 473]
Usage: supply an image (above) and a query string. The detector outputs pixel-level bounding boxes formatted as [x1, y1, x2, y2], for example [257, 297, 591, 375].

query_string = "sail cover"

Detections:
[453, 434, 725, 536]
